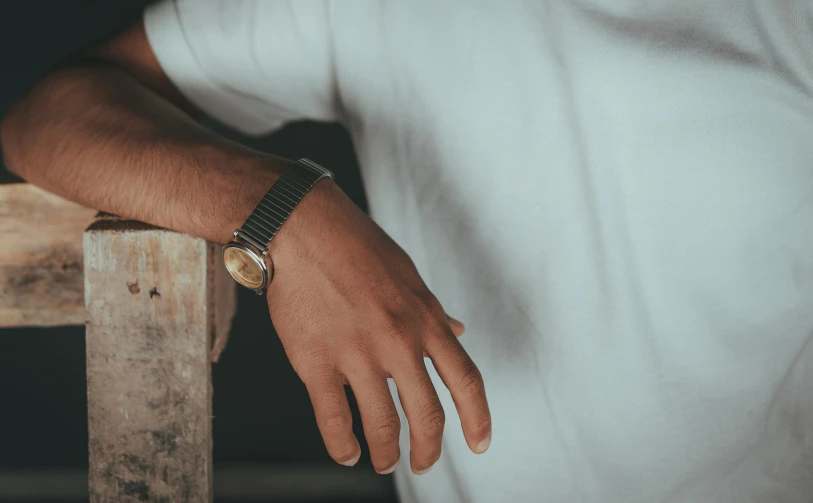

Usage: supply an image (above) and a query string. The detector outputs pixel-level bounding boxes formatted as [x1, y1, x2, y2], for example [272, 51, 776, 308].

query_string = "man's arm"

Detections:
[1, 21, 275, 243]
[0, 20, 491, 475]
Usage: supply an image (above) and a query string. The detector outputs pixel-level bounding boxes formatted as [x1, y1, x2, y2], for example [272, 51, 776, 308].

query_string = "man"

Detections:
[2, 1, 812, 501]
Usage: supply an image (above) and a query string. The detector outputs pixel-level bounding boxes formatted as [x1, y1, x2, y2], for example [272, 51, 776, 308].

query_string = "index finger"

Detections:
[424, 330, 492, 454]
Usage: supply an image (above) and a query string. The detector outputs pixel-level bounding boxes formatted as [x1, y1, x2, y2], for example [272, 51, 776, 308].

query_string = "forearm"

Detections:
[0, 62, 286, 244]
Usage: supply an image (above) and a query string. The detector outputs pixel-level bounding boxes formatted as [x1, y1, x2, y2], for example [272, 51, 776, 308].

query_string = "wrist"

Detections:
[184, 153, 288, 244]
[222, 158, 336, 294]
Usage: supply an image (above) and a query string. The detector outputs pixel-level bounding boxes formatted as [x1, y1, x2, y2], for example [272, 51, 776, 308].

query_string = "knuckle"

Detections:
[415, 291, 443, 322]
[300, 366, 340, 392]
[339, 338, 377, 365]
[322, 413, 352, 435]
[418, 407, 446, 437]
[414, 288, 440, 308]
[373, 416, 401, 444]
[310, 384, 344, 406]
[289, 342, 332, 375]
[378, 312, 417, 348]
[382, 315, 411, 339]
[459, 365, 485, 397]
[337, 350, 384, 383]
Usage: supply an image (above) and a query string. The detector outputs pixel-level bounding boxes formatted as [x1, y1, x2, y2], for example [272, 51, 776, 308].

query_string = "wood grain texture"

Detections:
[0, 182, 96, 327]
[84, 217, 235, 503]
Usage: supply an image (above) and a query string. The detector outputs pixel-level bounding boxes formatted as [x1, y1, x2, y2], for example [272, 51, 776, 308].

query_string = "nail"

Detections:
[475, 436, 491, 454]
[340, 453, 360, 467]
[414, 464, 433, 475]
[378, 459, 399, 475]
[447, 315, 464, 328]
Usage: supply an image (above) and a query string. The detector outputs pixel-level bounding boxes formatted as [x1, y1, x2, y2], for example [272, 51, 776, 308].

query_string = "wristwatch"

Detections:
[222, 158, 334, 294]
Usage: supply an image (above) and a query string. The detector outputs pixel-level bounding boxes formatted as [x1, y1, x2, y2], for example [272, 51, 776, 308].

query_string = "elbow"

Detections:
[0, 68, 85, 179]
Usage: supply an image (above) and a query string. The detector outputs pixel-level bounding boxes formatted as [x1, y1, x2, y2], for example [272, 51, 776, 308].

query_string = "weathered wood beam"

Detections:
[0, 182, 96, 327]
[83, 217, 235, 503]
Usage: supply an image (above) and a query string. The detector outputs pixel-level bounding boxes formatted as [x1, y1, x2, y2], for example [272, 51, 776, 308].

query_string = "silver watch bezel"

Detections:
[222, 239, 271, 295]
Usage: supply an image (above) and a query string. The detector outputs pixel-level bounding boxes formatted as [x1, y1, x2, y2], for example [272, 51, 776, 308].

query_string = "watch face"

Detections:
[223, 245, 266, 290]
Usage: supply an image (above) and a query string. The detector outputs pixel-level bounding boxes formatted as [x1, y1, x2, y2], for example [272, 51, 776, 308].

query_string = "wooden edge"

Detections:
[209, 242, 237, 363]
[85, 218, 165, 233]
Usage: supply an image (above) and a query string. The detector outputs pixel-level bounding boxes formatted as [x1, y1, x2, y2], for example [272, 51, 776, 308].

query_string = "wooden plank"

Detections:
[0, 183, 96, 327]
[84, 217, 236, 503]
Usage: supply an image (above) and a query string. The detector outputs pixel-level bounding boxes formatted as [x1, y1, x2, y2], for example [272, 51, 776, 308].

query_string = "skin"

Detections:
[0, 21, 491, 474]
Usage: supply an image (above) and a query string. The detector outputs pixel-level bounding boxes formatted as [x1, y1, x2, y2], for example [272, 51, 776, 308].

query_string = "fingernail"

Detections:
[475, 436, 491, 454]
[340, 453, 360, 467]
[378, 459, 399, 475]
[447, 315, 464, 328]
[414, 464, 433, 475]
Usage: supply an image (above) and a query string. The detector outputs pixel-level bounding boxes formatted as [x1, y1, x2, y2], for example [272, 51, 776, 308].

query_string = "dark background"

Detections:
[0, 1, 394, 501]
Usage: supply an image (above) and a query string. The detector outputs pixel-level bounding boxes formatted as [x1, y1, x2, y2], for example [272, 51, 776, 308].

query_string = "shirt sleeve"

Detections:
[144, 0, 340, 136]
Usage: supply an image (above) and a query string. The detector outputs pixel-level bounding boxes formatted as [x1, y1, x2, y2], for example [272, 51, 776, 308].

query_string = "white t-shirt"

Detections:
[145, 1, 813, 501]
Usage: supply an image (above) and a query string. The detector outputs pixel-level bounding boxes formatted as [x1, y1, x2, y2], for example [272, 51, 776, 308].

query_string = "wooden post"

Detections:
[83, 217, 235, 503]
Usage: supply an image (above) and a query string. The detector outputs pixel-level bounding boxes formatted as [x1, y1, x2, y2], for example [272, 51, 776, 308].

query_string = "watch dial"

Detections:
[224, 246, 265, 290]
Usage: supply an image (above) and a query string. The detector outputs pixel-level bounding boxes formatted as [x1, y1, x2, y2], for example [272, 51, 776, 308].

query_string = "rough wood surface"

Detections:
[209, 239, 235, 363]
[0, 182, 96, 327]
[84, 217, 236, 503]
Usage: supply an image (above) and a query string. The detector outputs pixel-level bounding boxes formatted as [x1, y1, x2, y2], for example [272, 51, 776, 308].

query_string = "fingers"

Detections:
[425, 330, 492, 455]
[344, 369, 402, 474]
[298, 308, 472, 476]
[391, 359, 447, 474]
[303, 369, 361, 467]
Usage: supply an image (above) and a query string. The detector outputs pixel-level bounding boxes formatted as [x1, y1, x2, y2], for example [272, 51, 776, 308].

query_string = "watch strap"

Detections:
[236, 158, 334, 252]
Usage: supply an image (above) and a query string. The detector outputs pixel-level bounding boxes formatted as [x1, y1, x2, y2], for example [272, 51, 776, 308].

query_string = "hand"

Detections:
[266, 179, 492, 475]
